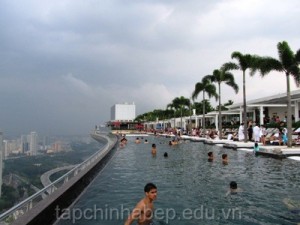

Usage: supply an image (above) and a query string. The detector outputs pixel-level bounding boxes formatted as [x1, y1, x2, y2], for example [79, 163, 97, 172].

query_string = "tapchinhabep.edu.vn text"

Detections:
[56, 204, 243, 224]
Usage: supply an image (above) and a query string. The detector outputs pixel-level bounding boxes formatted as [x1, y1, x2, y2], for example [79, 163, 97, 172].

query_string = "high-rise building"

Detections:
[110, 102, 136, 121]
[30, 131, 38, 156]
[3, 140, 8, 160]
[43, 135, 49, 151]
[0, 131, 3, 197]
[21, 135, 29, 153]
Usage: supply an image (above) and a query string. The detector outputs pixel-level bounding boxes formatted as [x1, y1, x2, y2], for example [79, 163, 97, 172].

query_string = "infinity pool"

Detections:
[56, 135, 300, 225]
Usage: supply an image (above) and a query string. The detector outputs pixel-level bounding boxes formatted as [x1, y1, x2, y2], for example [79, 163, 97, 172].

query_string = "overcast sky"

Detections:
[0, 0, 299, 137]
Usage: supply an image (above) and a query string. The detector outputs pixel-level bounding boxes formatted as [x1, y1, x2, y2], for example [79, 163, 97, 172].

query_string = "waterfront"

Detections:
[55, 135, 300, 225]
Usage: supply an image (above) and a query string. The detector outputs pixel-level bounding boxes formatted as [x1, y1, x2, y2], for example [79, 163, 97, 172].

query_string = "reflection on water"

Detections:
[56, 135, 300, 225]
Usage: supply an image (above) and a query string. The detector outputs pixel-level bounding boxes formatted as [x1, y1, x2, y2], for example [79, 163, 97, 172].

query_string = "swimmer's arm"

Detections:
[124, 203, 143, 225]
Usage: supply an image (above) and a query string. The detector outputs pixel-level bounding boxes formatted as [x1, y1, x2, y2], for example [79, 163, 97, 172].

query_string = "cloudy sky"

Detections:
[0, 0, 299, 137]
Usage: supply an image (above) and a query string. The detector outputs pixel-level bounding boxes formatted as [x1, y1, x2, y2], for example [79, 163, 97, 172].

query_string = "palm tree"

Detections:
[168, 96, 190, 131]
[205, 67, 239, 139]
[166, 102, 176, 128]
[193, 100, 215, 114]
[223, 52, 260, 142]
[192, 76, 218, 134]
[252, 41, 300, 147]
[297, 49, 300, 62]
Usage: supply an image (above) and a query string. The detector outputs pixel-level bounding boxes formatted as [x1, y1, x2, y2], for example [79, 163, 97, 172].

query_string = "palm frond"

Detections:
[224, 73, 239, 93]
[231, 51, 243, 59]
[296, 49, 300, 62]
[257, 57, 282, 76]
[205, 85, 218, 101]
[277, 41, 295, 70]
[222, 62, 239, 71]
[192, 82, 204, 100]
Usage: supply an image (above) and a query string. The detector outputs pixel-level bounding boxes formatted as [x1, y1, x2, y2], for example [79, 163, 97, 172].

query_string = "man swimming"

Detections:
[222, 153, 228, 164]
[208, 152, 214, 161]
[124, 183, 157, 225]
[226, 181, 242, 196]
[151, 144, 157, 155]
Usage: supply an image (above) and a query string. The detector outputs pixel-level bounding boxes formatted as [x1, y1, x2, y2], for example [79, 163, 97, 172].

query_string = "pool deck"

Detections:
[178, 135, 300, 159]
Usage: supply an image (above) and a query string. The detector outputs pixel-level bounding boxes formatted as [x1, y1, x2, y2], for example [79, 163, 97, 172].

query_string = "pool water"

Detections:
[56, 135, 300, 225]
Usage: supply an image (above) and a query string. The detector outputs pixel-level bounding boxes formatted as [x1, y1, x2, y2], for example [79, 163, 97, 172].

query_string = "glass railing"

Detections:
[0, 131, 117, 224]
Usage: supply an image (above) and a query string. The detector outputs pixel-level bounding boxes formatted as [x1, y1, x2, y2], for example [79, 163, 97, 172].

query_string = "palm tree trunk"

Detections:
[286, 73, 292, 147]
[203, 92, 206, 135]
[218, 83, 222, 139]
[180, 106, 183, 133]
[173, 111, 176, 129]
[189, 100, 192, 133]
[243, 70, 248, 143]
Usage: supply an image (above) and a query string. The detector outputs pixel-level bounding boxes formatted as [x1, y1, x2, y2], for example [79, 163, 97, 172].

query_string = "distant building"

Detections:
[108, 102, 143, 131]
[0, 131, 3, 197]
[43, 136, 49, 151]
[21, 135, 29, 153]
[30, 131, 38, 156]
[3, 140, 19, 158]
[110, 102, 136, 121]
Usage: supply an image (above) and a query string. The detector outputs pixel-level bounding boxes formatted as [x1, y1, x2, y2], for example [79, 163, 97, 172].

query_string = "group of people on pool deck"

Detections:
[238, 122, 289, 146]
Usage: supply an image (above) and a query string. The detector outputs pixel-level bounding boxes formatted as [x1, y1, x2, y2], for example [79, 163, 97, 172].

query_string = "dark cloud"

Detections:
[0, 0, 299, 136]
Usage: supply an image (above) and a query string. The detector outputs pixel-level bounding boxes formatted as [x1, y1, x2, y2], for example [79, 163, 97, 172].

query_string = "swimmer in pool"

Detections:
[151, 144, 157, 155]
[124, 183, 157, 225]
[135, 137, 141, 144]
[222, 154, 228, 164]
[226, 181, 242, 196]
[208, 152, 214, 161]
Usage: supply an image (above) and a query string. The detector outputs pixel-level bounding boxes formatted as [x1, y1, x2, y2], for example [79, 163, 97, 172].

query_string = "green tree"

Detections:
[215, 100, 234, 111]
[166, 102, 177, 128]
[167, 96, 191, 129]
[224, 52, 260, 142]
[205, 68, 239, 139]
[253, 41, 300, 147]
[192, 76, 218, 133]
[193, 100, 215, 114]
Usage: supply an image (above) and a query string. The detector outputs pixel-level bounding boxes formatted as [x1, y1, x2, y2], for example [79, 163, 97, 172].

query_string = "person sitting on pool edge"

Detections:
[208, 152, 214, 161]
[222, 154, 228, 164]
[124, 183, 157, 225]
[254, 142, 260, 152]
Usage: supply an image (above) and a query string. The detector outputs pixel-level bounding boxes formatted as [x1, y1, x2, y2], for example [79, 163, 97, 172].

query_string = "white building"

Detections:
[3, 140, 20, 158]
[30, 131, 38, 156]
[110, 102, 136, 121]
[143, 89, 300, 131]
